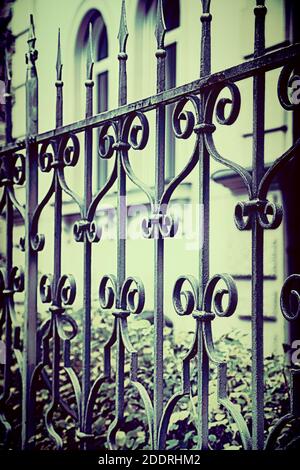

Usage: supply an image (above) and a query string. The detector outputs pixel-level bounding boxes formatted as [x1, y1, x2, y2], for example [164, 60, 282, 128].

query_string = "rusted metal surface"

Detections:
[0, 0, 300, 451]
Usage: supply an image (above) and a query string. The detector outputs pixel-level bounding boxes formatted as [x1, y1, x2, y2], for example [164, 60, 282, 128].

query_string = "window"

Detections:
[137, 0, 180, 181]
[76, 10, 109, 189]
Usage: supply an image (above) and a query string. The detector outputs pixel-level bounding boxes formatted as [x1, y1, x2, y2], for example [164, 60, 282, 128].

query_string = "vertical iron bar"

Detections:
[197, 320, 209, 449]
[22, 14, 38, 449]
[154, 0, 166, 449]
[197, 0, 212, 450]
[82, 23, 94, 435]
[50, 31, 63, 446]
[251, 0, 266, 450]
[54, 29, 63, 289]
[107, 1, 129, 443]
[4, 51, 12, 145]
[117, 0, 128, 302]
[115, 317, 125, 423]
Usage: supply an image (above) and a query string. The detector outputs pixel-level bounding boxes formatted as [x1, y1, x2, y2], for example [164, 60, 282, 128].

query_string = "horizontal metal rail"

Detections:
[1, 42, 300, 156]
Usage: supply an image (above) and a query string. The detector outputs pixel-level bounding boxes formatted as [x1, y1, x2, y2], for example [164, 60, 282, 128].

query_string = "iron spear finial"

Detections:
[201, 0, 211, 14]
[86, 22, 94, 80]
[118, 0, 128, 54]
[28, 14, 36, 50]
[26, 14, 38, 65]
[56, 28, 62, 81]
[155, 0, 166, 49]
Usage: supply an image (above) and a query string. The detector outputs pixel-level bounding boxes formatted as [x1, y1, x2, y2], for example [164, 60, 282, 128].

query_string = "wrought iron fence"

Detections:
[0, 0, 300, 451]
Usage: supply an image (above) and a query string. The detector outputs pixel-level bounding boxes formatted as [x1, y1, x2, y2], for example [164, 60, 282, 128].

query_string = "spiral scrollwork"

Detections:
[29, 272, 79, 448]
[160, 273, 249, 449]
[99, 274, 117, 310]
[280, 274, 300, 322]
[40, 273, 76, 308]
[40, 274, 77, 341]
[73, 219, 102, 243]
[172, 97, 200, 139]
[157, 96, 206, 233]
[12, 153, 26, 185]
[173, 273, 237, 319]
[120, 276, 145, 314]
[97, 271, 150, 450]
[99, 274, 145, 315]
[172, 275, 199, 316]
[38, 134, 79, 173]
[0, 266, 24, 298]
[31, 233, 46, 252]
[205, 82, 241, 126]
[9, 266, 25, 294]
[0, 153, 25, 186]
[58, 134, 80, 167]
[234, 199, 283, 231]
[202, 273, 238, 318]
[257, 200, 283, 229]
[98, 122, 118, 159]
[121, 112, 149, 151]
[38, 140, 57, 172]
[204, 82, 252, 196]
[141, 212, 178, 239]
[40, 274, 53, 303]
[278, 62, 300, 111]
[118, 111, 154, 213]
[0, 265, 24, 442]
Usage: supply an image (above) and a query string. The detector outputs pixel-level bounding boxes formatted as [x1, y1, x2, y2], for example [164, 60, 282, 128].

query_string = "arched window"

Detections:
[137, 0, 180, 181]
[76, 10, 109, 189]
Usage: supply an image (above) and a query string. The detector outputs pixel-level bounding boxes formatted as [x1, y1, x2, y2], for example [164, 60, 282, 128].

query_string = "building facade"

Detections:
[0, 0, 294, 356]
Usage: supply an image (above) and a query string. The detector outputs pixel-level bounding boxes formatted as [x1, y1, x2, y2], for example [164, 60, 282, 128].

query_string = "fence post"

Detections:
[22, 14, 38, 449]
[196, 0, 212, 450]
[251, 0, 266, 450]
[154, 0, 166, 449]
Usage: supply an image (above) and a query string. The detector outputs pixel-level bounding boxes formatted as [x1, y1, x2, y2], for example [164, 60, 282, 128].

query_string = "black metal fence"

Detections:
[0, 0, 300, 451]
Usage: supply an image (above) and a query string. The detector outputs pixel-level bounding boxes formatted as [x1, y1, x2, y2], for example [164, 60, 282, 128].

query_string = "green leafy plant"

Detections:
[1, 303, 299, 450]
